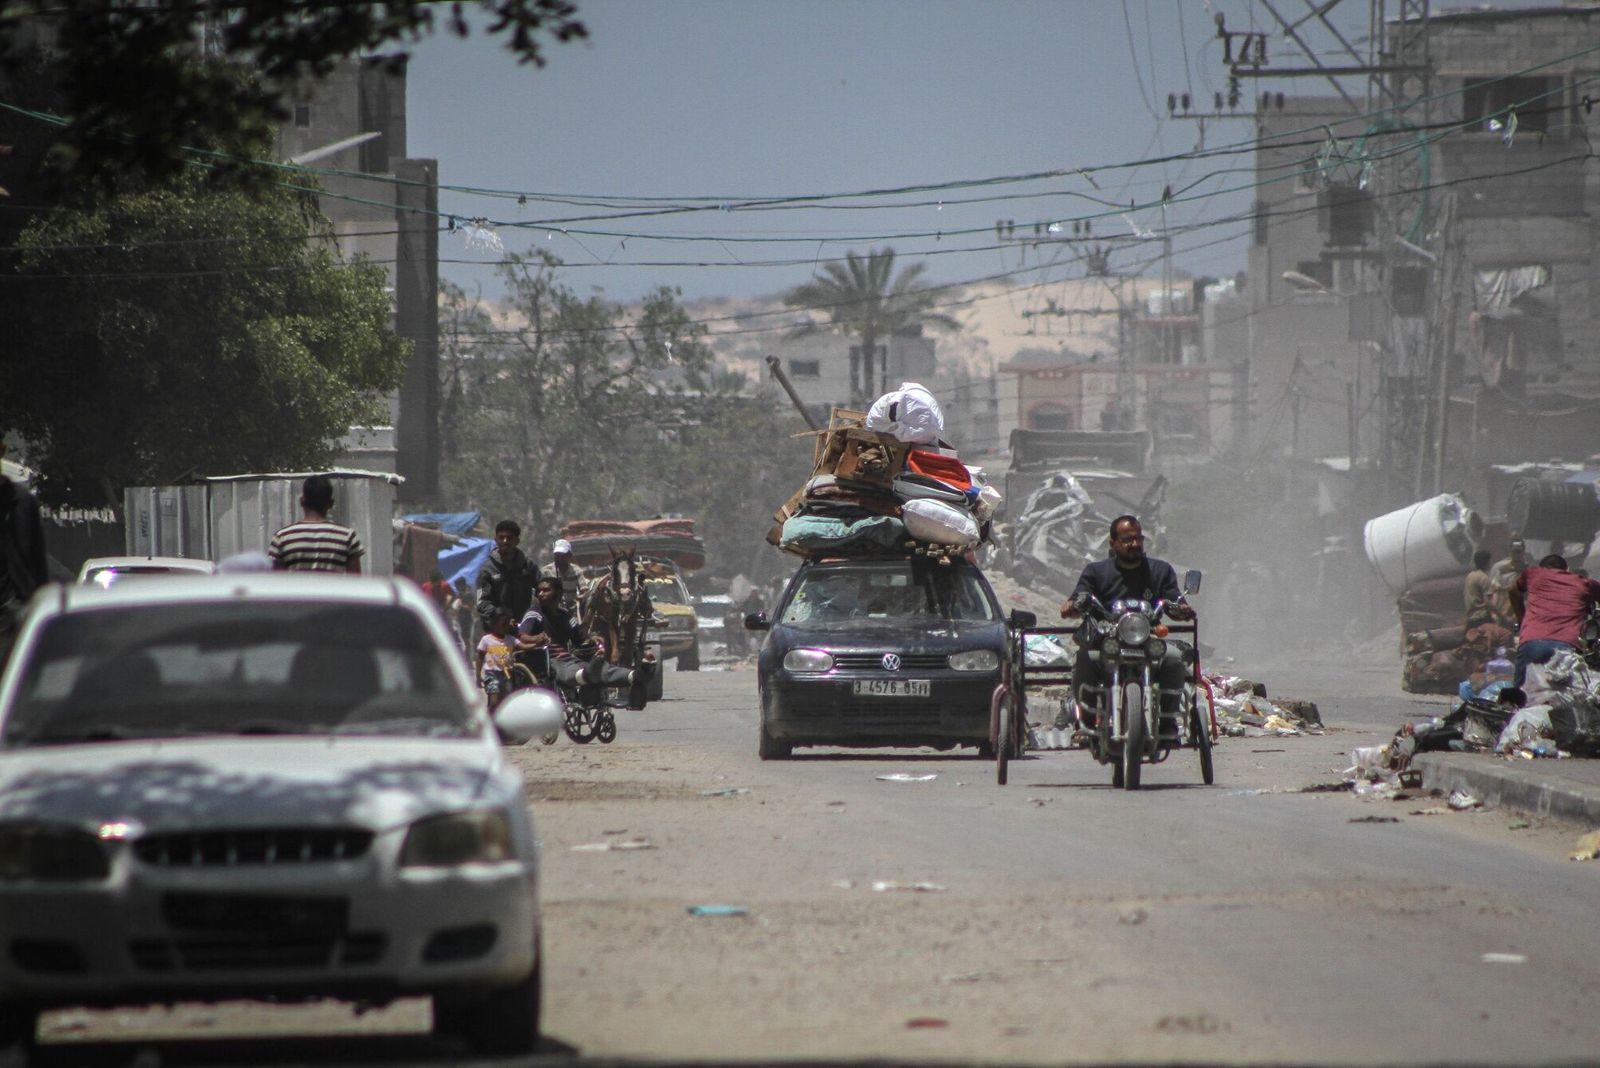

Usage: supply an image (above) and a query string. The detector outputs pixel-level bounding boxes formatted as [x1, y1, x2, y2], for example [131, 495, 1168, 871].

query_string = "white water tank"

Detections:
[1362, 493, 1484, 595]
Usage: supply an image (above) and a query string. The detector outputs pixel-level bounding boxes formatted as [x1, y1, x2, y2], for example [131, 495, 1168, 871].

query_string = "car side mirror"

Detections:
[1008, 609, 1038, 630]
[493, 687, 564, 745]
[744, 611, 770, 631]
[1183, 569, 1203, 596]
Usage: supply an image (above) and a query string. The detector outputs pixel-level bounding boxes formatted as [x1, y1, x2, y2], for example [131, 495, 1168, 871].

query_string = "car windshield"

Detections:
[779, 562, 997, 624]
[643, 576, 688, 606]
[4, 602, 476, 747]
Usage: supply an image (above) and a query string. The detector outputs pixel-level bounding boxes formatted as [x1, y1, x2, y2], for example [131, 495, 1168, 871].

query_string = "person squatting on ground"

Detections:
[517, 576, 654, 710]
[1059, 514, 1192, 728]
[476, 519, 539, 628]
[1452, 549, 1515, 682]
[269, 475, 364, 573]
[1510, 554, 1600, 686]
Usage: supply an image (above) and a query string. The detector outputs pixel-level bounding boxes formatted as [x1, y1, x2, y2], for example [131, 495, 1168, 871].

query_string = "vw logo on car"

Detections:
[881, 653, 901, 671]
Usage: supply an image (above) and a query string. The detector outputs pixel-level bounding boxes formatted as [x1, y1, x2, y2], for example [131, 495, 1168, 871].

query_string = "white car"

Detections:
[0, 575, 562, 1056]
[76, 556, 216, 587]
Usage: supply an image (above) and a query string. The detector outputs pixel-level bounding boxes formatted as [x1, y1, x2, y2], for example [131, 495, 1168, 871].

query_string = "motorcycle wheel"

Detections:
[1193, 699, 1214, 785]
[996, 693, 1014, 786]
[1122, 703, 1144, 791]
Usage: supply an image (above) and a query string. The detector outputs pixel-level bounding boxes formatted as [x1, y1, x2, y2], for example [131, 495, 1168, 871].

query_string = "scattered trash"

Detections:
[1251, 749, 1287, 754]
[1351, 779, 1399, 801]
[1482, 952, 1527, 964]
[1568, 830, 1600, 861]
[940, 972, 991, 984]
[906, 1017, 949, 1029]
[1301, 782, 1353, 793]
[699, 787, 751, 797]
[877, 773, 938, 782]
[1349, 815, 1401, 824]
[572, 838, 655, 852]
[687, 905, 748, 917]
[1409, 806, 1452, 816]
[1118, 907, 1148, 925]
[1508, 820, 1531, 830]
[1447, 789, 1482, 811]
[872, 880, 947, 893]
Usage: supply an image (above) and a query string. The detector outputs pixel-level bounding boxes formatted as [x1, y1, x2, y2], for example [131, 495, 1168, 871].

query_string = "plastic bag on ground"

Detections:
[866, 383, 944, 444]
[1023, 633, 1072, 667]
[1496, 704, 1554, 753]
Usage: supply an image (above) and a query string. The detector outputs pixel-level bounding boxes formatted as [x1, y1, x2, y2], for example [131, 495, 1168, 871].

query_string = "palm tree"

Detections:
[782, 247, 961, 405]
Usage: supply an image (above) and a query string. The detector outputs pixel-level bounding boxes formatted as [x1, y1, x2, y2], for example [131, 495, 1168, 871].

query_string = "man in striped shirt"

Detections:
[268, 475, 364, 574]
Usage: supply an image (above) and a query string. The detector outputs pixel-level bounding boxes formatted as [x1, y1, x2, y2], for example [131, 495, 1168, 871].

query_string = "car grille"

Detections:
[829, 653, 949, 671]
[787, 699, 944, 727]
[129, 933, 386, 972]
[127, 892, 384, 973]
[134, 828, 374, 868]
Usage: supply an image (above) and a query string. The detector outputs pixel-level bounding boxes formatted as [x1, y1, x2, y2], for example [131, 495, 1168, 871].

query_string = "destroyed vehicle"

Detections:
[746, 556, 1005, 759]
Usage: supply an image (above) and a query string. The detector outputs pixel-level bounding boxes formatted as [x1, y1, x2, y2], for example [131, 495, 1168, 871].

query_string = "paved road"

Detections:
[32, 660, 1600, 1066]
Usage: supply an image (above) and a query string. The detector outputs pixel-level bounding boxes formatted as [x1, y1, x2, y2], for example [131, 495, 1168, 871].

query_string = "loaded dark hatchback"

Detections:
[747, 557, 1007, 759]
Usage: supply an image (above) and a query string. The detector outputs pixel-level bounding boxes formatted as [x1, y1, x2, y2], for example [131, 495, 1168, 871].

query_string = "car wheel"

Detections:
[677, 641, 700, 671]
[433, 940, 541, 1055]
[758, 714, 790, 760]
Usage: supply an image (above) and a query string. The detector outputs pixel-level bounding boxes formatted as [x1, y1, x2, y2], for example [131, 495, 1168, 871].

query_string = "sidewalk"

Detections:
[1413, 750, 1600, 825]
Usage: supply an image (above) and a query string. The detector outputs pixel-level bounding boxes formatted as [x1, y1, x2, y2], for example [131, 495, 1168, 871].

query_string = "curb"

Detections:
[1413, 753, 1600, 825]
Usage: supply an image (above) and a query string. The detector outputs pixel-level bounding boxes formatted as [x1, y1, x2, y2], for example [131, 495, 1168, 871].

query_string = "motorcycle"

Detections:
[1070, 568, 1213, 790]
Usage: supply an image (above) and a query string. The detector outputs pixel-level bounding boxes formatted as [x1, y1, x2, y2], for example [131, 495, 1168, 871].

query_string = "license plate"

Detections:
[852, 679, 931, 697]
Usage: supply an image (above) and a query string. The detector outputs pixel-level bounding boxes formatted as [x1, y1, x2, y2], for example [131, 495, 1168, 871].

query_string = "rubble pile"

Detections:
[1203, 674, 1324, 737]
[1008, 471, 1167, 597]
[767, 384, 1000, 562]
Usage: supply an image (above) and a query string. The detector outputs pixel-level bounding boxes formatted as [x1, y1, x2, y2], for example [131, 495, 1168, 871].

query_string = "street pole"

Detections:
[765, 355, 822, 432]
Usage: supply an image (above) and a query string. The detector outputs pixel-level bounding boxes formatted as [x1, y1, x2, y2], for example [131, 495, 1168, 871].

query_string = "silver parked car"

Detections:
[0, 575, 562, 1056]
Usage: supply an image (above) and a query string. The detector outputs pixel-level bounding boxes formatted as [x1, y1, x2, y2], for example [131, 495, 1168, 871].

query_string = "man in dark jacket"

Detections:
[1059, 514, 1192, 726]
[476, 519, 539, 628]
[0, 462, 48, 663]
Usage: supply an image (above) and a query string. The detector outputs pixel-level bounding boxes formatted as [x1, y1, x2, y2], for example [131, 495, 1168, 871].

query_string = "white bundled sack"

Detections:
[966, 465, 1002, 521]
[902, 498, 979, 546]
[866, 382, 944, 444]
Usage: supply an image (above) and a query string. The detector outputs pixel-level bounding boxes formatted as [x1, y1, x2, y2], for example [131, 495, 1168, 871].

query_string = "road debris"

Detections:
[877, 773, 937, 782]
[1568, 829, 1600, 861]
[687, 905, 748, 917]
[871, 880, 947, 893]
[1482, 952, 1528, 964]
[571, 838, 655, 852]
[1349, 815, 1401, 823]
[1448, 789, 1483, 811]
[699, 787, 751, 797]
[905, 1017, 949, 1029]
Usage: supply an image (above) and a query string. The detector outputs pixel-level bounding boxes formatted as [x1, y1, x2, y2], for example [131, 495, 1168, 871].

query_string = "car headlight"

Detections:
[948, 649, 1000, 671]
[0, 824, 110, 882]
[399, 810, 513, 868]
[1115, 615, 1152, 646]
[783, 648, 834, 673]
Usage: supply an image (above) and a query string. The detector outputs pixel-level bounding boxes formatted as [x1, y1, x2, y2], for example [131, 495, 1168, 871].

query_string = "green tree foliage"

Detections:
[0, 0, 586, 187]
[782, 246, 962, 405]
[1, 175, 409, 506]
[438, 258, 810, 573]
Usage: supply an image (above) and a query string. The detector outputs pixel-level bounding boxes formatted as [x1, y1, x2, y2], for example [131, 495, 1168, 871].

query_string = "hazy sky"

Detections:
[401, 1, 1393, 306]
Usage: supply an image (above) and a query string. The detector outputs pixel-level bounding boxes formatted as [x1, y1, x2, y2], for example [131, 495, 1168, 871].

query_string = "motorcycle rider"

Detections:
[1059, 514, 1193, 727]
[476, 519, 540, 628]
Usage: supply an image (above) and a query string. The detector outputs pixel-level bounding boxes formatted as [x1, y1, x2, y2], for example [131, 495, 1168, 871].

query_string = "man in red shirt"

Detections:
[1510, 554, 1600, 685]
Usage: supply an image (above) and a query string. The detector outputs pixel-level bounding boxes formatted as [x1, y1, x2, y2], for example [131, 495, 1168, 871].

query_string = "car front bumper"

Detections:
[764, 670, 998, 749]
[0, 856, 539, 1007]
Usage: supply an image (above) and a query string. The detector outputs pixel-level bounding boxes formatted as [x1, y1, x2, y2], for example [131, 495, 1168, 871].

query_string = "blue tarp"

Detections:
[438, 536, 494, 590]
[401, 511, 483, 538]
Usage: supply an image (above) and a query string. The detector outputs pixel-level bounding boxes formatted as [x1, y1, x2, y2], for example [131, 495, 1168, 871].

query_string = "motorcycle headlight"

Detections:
[783, 648, 834, 673]
[0, 824, 110, 882]
[1146, 638, 1167, 661]
[400, 810, 513, 868]
[948, 649, 1000, 672]
[1116, 615, 1152, 646]
[1102, 637, 1120, 659]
